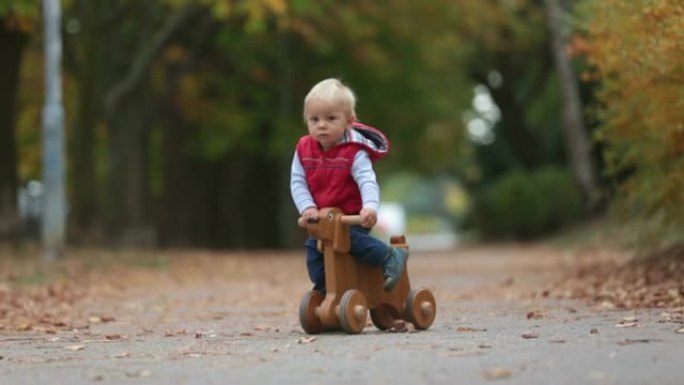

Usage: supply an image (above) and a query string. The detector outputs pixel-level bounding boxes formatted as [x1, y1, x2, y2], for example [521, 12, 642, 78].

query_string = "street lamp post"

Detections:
[42, 0, 66, 260]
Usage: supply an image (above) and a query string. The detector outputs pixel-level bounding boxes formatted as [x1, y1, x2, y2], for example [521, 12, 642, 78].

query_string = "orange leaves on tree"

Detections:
[579, 0, 684, 227]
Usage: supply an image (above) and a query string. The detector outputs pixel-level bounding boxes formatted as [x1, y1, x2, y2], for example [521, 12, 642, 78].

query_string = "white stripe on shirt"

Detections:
[290, 150, 379, 215]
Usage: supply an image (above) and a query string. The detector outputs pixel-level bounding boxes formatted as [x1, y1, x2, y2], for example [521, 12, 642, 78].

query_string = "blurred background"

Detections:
[1, 0, 682, 252]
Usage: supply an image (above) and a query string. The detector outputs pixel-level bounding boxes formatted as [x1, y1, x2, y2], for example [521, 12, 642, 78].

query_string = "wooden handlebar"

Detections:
[340, 215, 362, 225]
[297, 214, 362, 227]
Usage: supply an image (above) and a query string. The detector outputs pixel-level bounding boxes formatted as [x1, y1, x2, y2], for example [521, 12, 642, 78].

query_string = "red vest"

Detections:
[296, 136, 364, 214]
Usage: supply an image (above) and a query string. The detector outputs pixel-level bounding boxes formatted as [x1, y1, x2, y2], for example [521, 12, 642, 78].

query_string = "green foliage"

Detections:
[0, 0, 37, 17]
[456, 0, 575, 240]
[477, 167, 582, 239]
[163, 0, 475, 174]
[8, 0, 577, 247]
[0, 0, 39, 33]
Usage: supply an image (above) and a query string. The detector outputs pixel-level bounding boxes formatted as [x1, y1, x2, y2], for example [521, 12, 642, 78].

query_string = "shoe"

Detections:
[383, 247, 409, 292]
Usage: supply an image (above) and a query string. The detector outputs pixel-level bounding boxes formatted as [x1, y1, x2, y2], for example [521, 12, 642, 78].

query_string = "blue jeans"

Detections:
[305, 226, 390, 293]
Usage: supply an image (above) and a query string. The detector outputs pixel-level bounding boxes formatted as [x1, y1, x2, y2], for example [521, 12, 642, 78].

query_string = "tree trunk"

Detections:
[155, 17, 217, 248]
[543, 0, 602, 210]
[211, 150, 280, 249]
[158, 86, 211, 248]
[242, 152, 280, 248]
[101, 3, 201, 246]
[68, 0, 112, 241]
[276, 33, 301, 249]
[106, 82, 153, 246]
[0, 23, 29, 240]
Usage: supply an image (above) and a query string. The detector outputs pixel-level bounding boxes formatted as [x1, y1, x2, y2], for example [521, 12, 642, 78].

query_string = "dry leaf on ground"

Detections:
[483, 367, 512, 380]
[542, 246, 684, 311]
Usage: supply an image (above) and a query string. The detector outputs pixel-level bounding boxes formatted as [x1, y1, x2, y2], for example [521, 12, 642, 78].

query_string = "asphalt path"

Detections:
[1, 246, 682, 385]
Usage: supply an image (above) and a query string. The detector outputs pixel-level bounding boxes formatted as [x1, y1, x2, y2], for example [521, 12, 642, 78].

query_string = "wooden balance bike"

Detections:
[297, 207, 436, 334]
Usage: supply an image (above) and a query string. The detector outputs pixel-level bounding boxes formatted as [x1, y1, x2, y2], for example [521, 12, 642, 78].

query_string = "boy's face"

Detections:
[304, 99, 354, 151]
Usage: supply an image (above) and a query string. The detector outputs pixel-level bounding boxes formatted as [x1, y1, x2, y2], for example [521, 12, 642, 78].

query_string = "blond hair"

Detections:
[303, 78, 357, 119]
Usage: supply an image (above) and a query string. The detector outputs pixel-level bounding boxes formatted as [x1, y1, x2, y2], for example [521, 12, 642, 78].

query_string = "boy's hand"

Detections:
[359, 208, 377, 229]
[301, 207, 319, 223]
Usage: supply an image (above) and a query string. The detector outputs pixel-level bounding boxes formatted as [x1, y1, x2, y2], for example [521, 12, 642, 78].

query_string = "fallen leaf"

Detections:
[676, 327, 684, 334]
[615, 321, 638, 328]
[254, 324, 272, 331]
[668, 288, 680, 299]
[521, 332, 539, 339]
[16, 322, 32, 331]
[126, 370, 151, 378]
[388, 320, 415, 333]
[549, 337, 566, 343]
[392, 320, 407, 332]
[164, 329, 186, 337]
[65, 344, 85, 351]
[590, 328, 599, 334]
[105, 334, 122, 340]
[298, 337, 317, 344]
[526, 311, 544, 320]
[446, 349, 484, 357]
[540, 246, 684, 311]
[617, 338, 656, 345]
[482, 367, 512, 380]
[456, 327, 486, 333]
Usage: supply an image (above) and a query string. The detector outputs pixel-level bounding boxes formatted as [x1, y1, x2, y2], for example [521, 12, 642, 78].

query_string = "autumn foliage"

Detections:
[578, 0, 684, 231]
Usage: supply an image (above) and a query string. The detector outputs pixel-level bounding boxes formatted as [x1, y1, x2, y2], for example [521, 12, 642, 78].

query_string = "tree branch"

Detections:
[104, 4, 204, 119]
